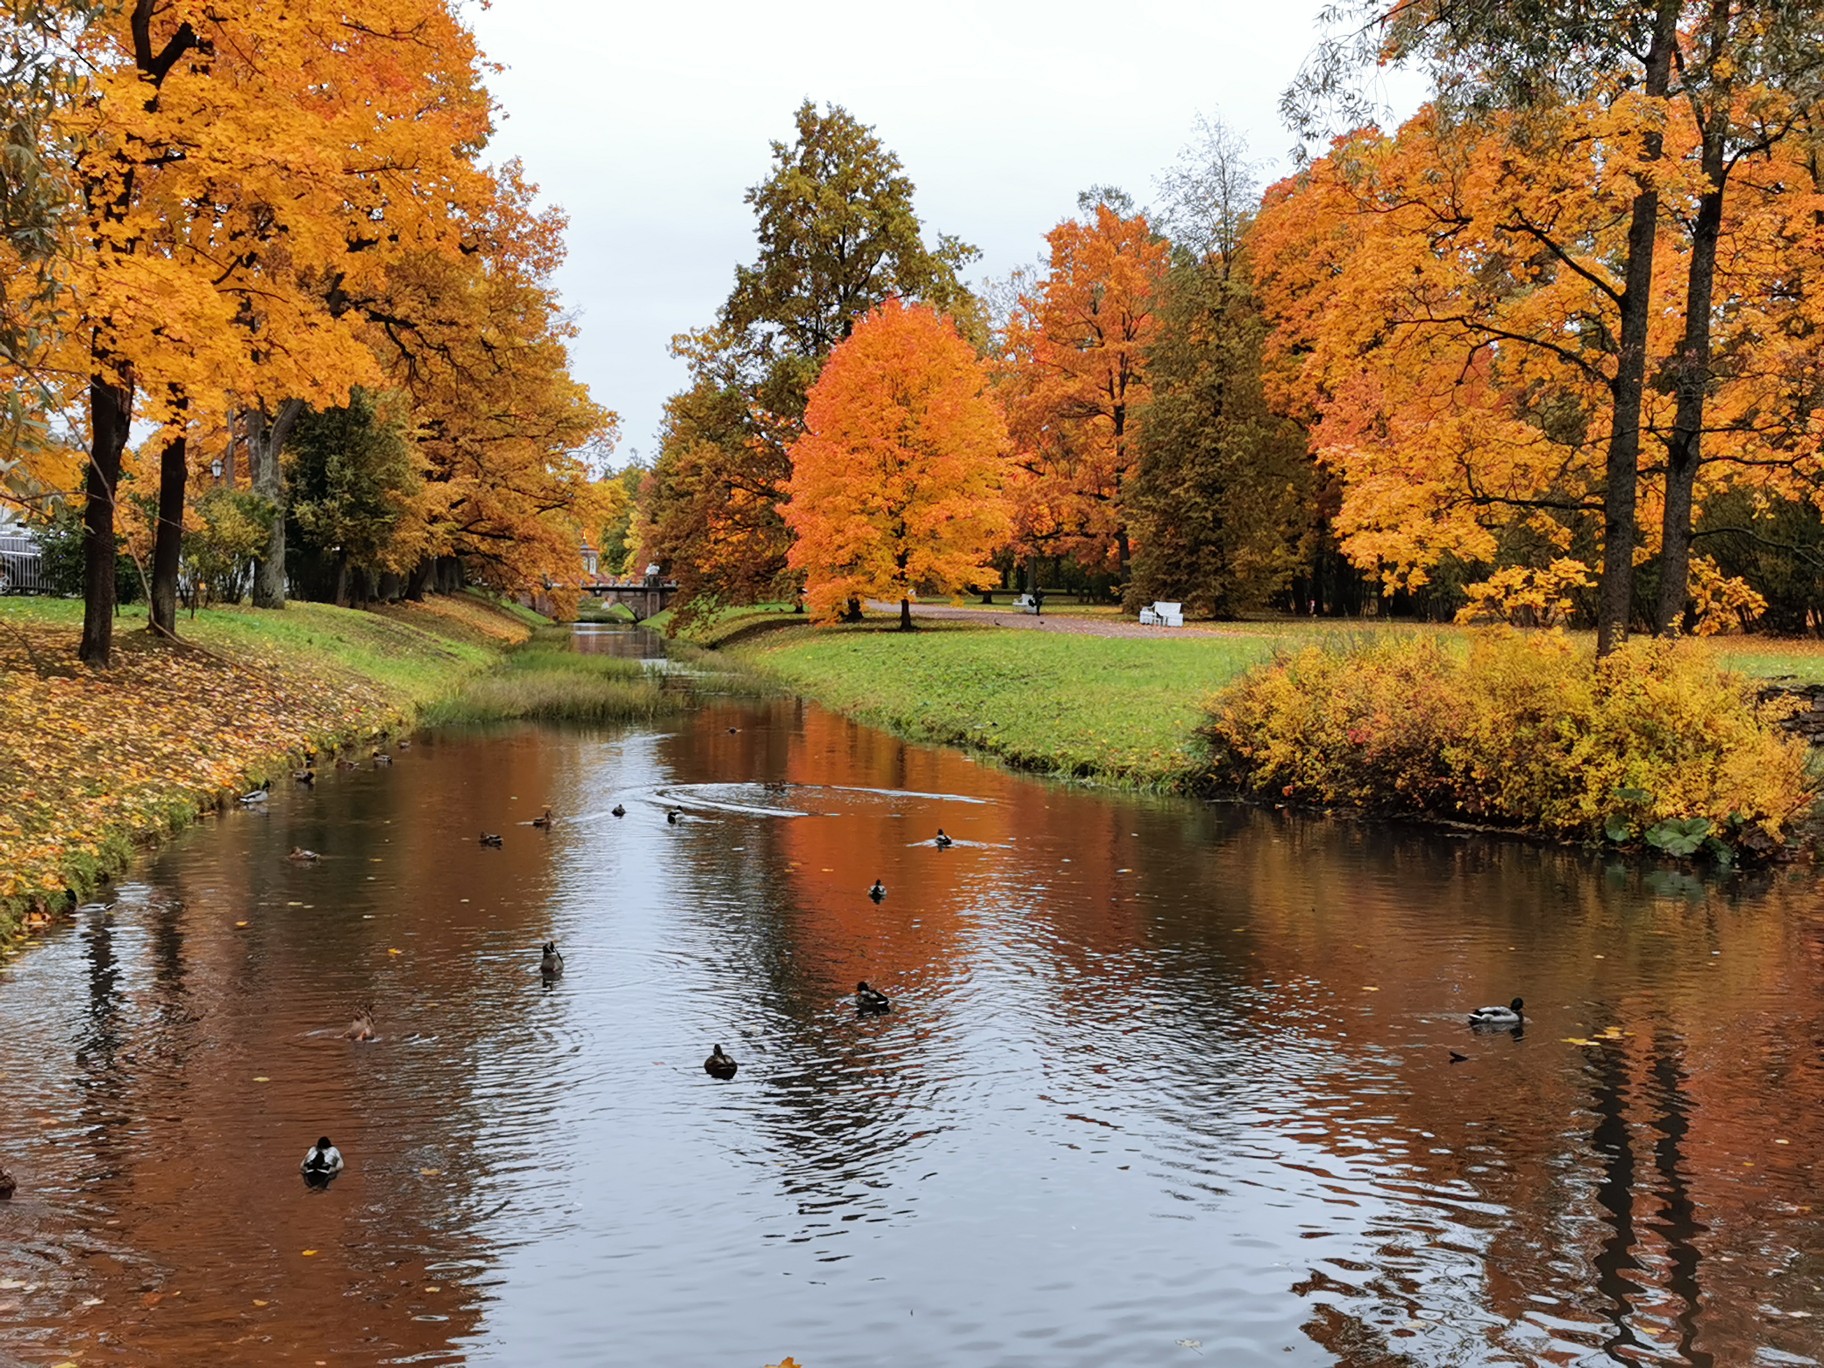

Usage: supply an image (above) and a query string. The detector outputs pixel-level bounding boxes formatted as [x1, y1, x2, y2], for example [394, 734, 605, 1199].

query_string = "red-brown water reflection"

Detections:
[2, 641, 1822, 1365]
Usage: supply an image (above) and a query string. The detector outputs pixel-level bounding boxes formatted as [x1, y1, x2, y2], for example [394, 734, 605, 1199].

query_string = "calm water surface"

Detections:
[2, 630, 1823, 1366]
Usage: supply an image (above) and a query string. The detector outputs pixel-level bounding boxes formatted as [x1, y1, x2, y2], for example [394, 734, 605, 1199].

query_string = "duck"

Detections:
[666, 808, 682, 825]
[1448, 1050, 1469, 1064]
[300, 1136, 345, 1177]
[704, 1044, 738, 1079]
[532, 808, 555, 829]
[288, 847, 320, 863]
[293, 768, 316, 786]
[934, 829, 953, 848]
[855, 980, 892, 1013]
[480, 832, 503, 848]
[1468, 997, 1525, 1028]
[372, 749, 392, 766]
[237, 780, 271, 806]
[0, 1165, 15, 1199]
[540, 941, 565, 977]
[396, 739, 412, 751]
[343, 1007, 375, 1041]
[868, 879, 886, 902]
[611, 804, 626, 818]
[334, 756, 359, 771]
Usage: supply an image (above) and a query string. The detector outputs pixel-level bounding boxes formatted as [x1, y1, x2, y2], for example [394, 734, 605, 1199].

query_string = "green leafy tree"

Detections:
[1128, 257, 1311, 617]
[284, 390, 426, 605]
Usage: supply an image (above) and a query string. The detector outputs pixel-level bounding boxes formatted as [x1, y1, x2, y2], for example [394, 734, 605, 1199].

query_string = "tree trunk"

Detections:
[149, 428, 188, 638]
[1594, 0, 1679, 657]
[406, 559, 434, 601]
[899, 596, 913, 631]
[1655, 122, 1730, 634]
[222, 408, 238, 489]
[333, 550, 350, 607]
[79, 371, 134, 667]
[247, 398, 304, 610]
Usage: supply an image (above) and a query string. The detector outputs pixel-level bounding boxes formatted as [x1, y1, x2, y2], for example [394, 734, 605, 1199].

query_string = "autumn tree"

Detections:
[783, 299, 1011, 629]
[640, 101, 979, 624]
[1288, 0, 1686, 652]
[999, 203, 1168, 585]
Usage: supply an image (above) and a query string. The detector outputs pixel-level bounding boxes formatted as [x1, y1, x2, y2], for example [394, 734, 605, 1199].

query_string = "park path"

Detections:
[866, 600, 1250, 640]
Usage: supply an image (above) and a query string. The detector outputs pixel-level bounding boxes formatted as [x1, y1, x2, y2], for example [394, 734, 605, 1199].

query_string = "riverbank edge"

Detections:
[0, 594, 540, 950]
[720, 622, 1211, 792]
[715, 620, 1823, 861]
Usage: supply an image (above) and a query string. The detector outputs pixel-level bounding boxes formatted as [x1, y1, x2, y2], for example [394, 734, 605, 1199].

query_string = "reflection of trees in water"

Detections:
[74, 913, 127, 1186]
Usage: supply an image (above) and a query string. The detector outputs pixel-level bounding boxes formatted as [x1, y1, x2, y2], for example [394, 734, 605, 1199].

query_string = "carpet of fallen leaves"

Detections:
[0, 599, 524, 921]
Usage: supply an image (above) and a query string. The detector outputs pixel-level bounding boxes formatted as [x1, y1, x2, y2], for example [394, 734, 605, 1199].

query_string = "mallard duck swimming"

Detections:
[532, 808, 555, 829]
[372, 749, 392, 766]
[611, 804, 626, 818]
[1468, 997, 1524, 1028]
[335, 756, 359, 771]
[934, 829, 953, 848]
[237, 780, 271, 806]
[540, 941, 565, 977]
[868, 880, 885, 902]
[855, 980, 891, 1012]
[301, 1137, 345, 1175]
[480, 832, 503, 848]
[666, 809, 682, 825]
[704, 1045, 737, 1079]
[288, 847, 320, 863]
[293, 768, 316, 786]
[343, 1007, 375, 1041]
[396, 739, 412, 750]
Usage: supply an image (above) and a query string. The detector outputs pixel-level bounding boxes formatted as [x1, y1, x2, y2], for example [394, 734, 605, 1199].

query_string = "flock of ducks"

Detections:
[231, 753, 1534, 1186]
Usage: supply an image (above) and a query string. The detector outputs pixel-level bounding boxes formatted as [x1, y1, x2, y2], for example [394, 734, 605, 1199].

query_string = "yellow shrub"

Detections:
[1200, 629, 1813, 853]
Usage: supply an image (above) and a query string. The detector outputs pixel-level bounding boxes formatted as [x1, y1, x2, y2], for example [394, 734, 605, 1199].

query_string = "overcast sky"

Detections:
[467, 0, 1419, 469]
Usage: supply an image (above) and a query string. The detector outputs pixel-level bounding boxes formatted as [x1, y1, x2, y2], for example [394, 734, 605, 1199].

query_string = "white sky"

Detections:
[467, 0, 1420, 467]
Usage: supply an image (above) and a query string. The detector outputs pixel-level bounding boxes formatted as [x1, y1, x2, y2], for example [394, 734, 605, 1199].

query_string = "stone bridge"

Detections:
[583, 578, 678, 621]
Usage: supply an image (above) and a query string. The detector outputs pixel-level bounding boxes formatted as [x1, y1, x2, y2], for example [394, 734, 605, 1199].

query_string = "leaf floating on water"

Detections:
[301, 1249, 318, 1257]
[388, 948, 402, 956]
[253, 1299, 269, 1307]
[1562, 1038, 1597, 1047]
[253, 1076, 270, 1083]
[419, 1168, 442, 1176]
[424, 1285, 441, 1293]
[234, 921, 250, 929]
[1361, 985, 1379, 992]
[81, 1297, 103, 1306]
[1176, 1340, 1204, 1354]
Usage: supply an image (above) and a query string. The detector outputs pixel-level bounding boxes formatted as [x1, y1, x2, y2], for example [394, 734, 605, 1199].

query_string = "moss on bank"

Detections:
[0, 593, 536, 945]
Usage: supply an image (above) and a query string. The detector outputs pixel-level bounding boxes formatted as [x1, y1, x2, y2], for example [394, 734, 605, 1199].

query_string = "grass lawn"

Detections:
[733, 619, 1276, 786]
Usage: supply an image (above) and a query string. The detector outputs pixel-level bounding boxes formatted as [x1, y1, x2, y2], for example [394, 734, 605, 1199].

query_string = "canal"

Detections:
[1, 629, 1820, 1365]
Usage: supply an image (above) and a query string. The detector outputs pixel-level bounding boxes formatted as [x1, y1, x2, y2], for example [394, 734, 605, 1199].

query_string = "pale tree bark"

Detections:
[246, 398, 304, 610]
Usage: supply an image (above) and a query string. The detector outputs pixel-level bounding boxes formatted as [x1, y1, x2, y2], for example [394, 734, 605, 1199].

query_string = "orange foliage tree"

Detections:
[998, 204, 1168, 585]
[9, 0, 612, 660]
[783, 300, 1011, 629]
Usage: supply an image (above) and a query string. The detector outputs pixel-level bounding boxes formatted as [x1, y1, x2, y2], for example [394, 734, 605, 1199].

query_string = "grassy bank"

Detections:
[732, 620, 1276, 786]
[727, 615, 1824, 795]
[422, 632, 681, 724]
[0, 593, 536, 943]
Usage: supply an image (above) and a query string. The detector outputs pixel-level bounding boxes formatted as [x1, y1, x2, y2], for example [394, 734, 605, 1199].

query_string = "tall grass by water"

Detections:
[423, 638, 680, 725]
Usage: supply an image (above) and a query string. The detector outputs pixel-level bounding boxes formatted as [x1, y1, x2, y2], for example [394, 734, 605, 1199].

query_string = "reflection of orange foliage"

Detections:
[773, 706, 1153, 1002]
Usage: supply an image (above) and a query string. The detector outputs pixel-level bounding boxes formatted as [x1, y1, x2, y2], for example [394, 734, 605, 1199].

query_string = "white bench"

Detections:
[1014, 593, 1040, 614]
[1139, 601, 1184, 627]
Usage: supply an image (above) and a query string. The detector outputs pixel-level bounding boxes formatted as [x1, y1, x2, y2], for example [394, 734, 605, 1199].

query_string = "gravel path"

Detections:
[865, 600, 1247, 639]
